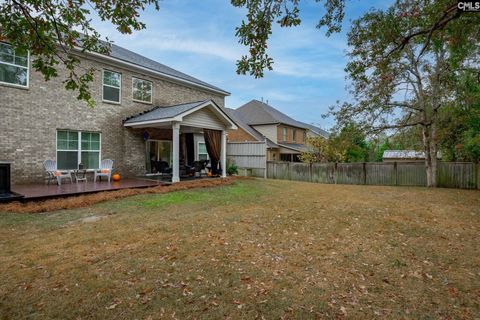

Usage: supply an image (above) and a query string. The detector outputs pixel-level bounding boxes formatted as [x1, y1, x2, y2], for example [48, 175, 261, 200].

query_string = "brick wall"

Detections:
[227, 127, 257, 142]
[0, 54, 225, 184]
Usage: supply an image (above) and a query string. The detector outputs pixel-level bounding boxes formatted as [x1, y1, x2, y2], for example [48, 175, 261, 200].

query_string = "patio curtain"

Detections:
[203, 129, 221, 174]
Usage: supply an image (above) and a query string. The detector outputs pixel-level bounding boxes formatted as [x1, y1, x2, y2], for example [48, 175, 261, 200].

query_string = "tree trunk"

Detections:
[422, 126, 433, 187]
[422, 124, 438, 187]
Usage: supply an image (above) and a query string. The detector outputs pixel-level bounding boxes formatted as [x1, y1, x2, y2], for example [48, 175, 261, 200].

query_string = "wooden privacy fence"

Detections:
[267, 161, 480, 189]
[227, 142, 267, 178]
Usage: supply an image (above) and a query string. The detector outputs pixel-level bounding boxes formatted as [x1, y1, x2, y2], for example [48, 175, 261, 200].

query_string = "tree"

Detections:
[231, 0, 477, 77]
[300, 123, 369, 163]
[0, 0, 159, 107]
[299, 136, 344, 163]
[438, 72, 480, 162]
[328, 0, 479, 187]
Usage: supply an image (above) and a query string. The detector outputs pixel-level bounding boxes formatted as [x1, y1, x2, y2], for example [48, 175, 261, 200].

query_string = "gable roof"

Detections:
[225, 108, 264, 141]
[225, 108, 278, 148]
[235, 100, 307, 128]
[297, 121, 329, 138]
[124, 100, 237, 129]
[235, 100, 329, 138]
[75, 35, 229, 96]
[106, 44, 228, 95]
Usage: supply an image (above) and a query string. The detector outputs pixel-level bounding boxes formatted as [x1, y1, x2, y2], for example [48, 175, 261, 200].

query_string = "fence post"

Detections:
[287, 161, 291, 180]
[477, 162, 480, 190]
[334, 162, 338, 184]
[363, 162, 367, 185]
[309, 163, 313, 182]
[264, 140, 268, 179]
[394, 162, 398, 186]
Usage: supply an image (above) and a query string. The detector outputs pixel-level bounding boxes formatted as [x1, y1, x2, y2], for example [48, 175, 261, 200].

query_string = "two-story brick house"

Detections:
[0, 41, 236, 184]
[226, 100, 329, 161]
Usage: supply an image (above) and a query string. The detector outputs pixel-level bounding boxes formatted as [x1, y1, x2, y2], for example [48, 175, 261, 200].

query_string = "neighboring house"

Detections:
[383, 150, 442, 162]
[0, 41, 236, 184]
[226, 100, 328, 161]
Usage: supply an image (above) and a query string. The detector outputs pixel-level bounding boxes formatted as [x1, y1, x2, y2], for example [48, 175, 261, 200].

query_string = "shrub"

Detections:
[227, 163, 239, 176]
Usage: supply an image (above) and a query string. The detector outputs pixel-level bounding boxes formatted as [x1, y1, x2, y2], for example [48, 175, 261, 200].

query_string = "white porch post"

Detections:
[221, 130, 227, 178]
[172, 122, 180, 183]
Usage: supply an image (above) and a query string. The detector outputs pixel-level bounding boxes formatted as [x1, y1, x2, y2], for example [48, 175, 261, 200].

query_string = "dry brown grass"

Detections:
[0, 177, 240, 214]
[0, 179, 479, 319]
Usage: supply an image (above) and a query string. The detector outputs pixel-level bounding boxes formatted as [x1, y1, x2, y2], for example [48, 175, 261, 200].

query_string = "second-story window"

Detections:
[0, 42, 29, 87]
[282, 127, 287, 141]
[292, 128, 297, 141]
[132, 77, 153, 103]
[102, 70, 121, 103]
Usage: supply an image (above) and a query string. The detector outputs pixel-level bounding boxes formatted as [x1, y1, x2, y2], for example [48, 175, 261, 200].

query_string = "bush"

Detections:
[227, 163, 239, 176]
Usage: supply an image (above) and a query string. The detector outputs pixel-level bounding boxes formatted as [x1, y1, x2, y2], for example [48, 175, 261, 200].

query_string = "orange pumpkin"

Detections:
[112, 173, 121, 181]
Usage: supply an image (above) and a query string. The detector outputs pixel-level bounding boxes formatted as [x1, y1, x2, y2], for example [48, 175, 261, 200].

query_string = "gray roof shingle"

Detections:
[225, 108, 278, 147]
[94, 41, 229, 95]
[235, 100, 305, 127]
[235, 100, 329, 137]
[297, 121, 329, 138]
[124, 100, 208, 124]
[278, 143, 309, 152]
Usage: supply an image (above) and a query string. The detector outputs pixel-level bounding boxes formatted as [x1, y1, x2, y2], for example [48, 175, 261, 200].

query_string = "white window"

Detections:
[57, 130, 101, 169]
[198, 142, 209, 161]
[282, 127, 288, 141]
[132, 77, 153, 103]
[102, 70, 121, 103]
[0, 42, 29, 88]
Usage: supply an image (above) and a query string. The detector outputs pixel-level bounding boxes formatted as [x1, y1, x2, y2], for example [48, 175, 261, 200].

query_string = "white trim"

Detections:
[80, 48, 229, 96]
[132, 76, 153, 104]
[0, 42, 30, 89]
[56, 130, 101, 169]
[197, 141, 209, 161]
[124, 100, 238, 130]
[102, 69, 122, 104]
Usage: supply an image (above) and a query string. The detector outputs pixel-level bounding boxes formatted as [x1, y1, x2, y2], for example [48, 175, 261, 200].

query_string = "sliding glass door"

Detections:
[146, 140, 172, 174]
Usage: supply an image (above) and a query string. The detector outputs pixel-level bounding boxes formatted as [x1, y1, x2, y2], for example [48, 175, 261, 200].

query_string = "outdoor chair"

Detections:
[94, 159, 113, 182]
[158, 161, 172, 176]
[192, 161, 208, 178]
[43, 160, 73, 186]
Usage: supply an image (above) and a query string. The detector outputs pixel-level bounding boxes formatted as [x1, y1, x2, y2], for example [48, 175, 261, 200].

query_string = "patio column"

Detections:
[172, 122, 180, 183]
[221, 130, 227, 178]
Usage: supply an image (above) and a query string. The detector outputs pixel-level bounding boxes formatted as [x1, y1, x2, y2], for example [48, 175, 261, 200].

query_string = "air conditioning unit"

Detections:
[0, 162, 24, 202]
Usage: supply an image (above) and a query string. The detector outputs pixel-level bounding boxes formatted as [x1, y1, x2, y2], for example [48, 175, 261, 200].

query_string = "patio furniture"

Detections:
[74, 169, 88, 183]
[158, 161, 172, 175]
[94, 159, 113, 182]
[192, 160, 208, 178]
[43, 160, 73, 186]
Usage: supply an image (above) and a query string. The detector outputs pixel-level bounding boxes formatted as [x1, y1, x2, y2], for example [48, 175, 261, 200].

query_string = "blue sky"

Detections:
[92, 0, 390, 130]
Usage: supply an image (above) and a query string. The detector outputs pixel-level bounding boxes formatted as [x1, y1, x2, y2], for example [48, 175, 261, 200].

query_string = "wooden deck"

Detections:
[11, 179, 165, 201]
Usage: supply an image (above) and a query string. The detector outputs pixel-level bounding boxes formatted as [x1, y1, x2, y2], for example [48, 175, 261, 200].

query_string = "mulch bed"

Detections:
[0, 177, 245, 214]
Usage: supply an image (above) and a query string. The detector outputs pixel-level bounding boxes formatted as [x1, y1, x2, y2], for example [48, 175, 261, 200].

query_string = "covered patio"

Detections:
[123, 100, 237, 183]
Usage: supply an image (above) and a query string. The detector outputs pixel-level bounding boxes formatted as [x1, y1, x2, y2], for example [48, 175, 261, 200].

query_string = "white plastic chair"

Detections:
[43, 160, 72, 185]
[94, 159, 113, 182]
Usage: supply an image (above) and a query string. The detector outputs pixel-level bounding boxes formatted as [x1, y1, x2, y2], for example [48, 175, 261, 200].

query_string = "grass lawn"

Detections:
[0, 179, 479, 319]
